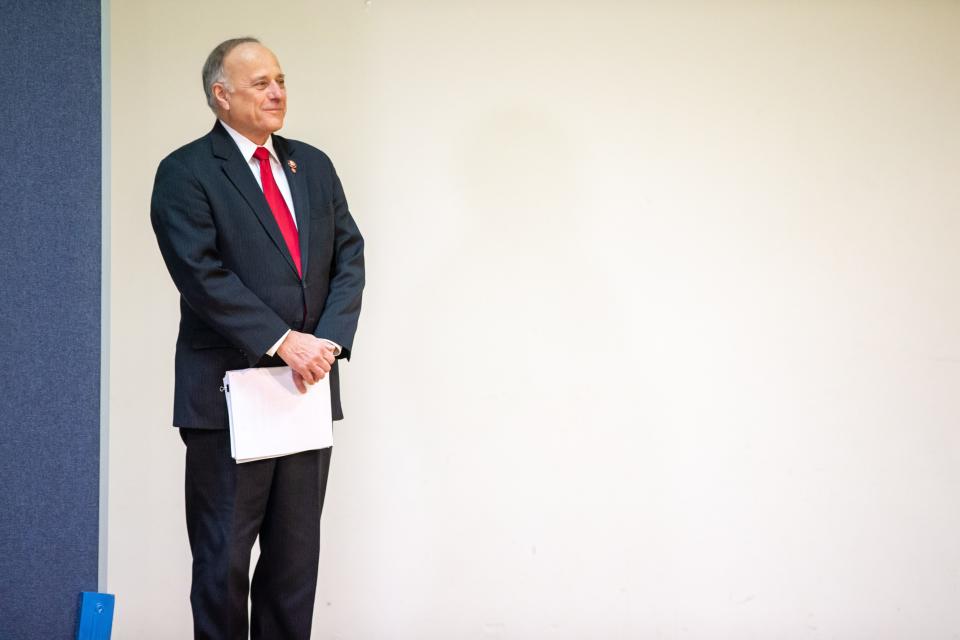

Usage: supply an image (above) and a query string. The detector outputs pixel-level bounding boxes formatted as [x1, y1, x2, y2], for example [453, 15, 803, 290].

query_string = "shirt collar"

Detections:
[219, 119, 280, 164]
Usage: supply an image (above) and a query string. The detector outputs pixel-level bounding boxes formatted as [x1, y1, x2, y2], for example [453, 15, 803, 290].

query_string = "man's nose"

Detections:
[266, 81, 285, 100]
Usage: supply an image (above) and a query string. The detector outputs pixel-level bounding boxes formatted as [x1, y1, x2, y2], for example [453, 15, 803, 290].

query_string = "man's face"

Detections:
[215, 43, 286, 143]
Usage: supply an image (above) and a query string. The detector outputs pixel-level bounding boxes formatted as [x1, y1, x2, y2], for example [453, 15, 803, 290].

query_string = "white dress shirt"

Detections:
[219, 120, 340, 359]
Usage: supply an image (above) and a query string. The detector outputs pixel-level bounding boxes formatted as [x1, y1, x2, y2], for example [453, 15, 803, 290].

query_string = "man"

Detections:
[150, 37, 364, 640]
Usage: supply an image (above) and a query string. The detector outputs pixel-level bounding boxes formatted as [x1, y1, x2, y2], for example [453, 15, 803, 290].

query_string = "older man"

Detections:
[151, 37, 364, 639]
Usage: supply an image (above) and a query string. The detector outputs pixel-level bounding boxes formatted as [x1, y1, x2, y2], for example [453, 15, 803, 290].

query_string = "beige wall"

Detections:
[109, 1, 960, 637]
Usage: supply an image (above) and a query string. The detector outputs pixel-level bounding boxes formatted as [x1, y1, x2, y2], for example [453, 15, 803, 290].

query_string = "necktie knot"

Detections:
[253, 146, 270, 163]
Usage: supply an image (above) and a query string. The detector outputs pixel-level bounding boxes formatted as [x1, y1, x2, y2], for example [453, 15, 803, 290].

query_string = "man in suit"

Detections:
[150, 37, 364, 640]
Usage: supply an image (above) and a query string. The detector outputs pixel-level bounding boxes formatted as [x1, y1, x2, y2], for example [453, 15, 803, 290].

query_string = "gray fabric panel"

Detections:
[0, 1, 102, 637]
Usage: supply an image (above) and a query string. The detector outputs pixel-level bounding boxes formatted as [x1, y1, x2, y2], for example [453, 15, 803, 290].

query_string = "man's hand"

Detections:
[276, 331, 336, 393]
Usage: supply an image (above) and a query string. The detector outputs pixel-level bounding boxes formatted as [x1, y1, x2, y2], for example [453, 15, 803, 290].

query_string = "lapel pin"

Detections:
[287, 159, 298, 174]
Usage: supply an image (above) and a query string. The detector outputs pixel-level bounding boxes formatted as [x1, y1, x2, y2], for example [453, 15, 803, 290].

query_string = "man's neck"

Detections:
[218, 117, 269, 146]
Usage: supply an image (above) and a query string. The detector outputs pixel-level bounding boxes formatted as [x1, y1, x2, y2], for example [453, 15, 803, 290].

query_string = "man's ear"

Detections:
[213, 83, 230, 111]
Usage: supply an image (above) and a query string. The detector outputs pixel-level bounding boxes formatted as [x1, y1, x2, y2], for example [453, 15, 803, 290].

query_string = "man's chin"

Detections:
[263, 112, 285, 127]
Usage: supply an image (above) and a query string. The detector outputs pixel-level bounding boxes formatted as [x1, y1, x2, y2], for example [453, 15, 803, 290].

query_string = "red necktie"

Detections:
[253, 146, 301, 277]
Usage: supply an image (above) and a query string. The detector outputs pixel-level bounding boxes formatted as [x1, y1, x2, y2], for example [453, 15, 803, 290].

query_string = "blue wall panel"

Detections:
[0, 1, 102, 637]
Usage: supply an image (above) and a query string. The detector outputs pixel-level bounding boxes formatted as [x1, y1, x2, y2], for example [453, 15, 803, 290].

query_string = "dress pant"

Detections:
[180, 428, 332, 640]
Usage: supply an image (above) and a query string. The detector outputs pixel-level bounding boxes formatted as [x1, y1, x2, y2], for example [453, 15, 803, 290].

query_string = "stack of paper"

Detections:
[223, 366, 333, 463]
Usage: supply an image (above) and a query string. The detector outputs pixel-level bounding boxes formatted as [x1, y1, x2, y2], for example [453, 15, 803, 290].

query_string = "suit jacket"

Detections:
[150, 121, 364, 429]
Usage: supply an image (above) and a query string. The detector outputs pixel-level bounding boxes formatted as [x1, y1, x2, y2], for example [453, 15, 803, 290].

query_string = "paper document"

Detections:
[223, 366, 332, 463]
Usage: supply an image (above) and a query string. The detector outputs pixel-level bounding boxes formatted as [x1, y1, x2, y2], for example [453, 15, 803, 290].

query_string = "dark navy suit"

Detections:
[151, 121, 364, 639]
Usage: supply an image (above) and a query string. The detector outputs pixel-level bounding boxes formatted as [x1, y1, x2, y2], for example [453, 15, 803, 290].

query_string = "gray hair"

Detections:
[202, 37, 260, 113]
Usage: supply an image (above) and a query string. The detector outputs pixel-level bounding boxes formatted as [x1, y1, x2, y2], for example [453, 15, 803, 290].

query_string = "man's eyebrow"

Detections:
[249, 73, 285, 84]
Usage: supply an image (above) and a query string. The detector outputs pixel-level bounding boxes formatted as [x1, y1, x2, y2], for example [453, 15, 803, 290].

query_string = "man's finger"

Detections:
[292, 371, 308, 394]
[299, 366, 317, 385]
[308, 357, 331, 374]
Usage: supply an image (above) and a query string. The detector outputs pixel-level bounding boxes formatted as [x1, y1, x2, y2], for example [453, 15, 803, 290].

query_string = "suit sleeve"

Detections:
[314, 160, 365, 360]
[151, 154, 291, 365]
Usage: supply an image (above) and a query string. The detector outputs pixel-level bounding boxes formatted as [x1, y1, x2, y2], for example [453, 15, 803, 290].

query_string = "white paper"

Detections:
[223, 366, 332, 463]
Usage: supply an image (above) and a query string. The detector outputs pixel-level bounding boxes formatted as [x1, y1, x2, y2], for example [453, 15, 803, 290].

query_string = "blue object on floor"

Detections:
[76, 592, 115, 640]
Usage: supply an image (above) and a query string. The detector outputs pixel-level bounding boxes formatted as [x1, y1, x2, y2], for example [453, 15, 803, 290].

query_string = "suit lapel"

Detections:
[210, 122, 300, 277]
[274, 136, 311, 276]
